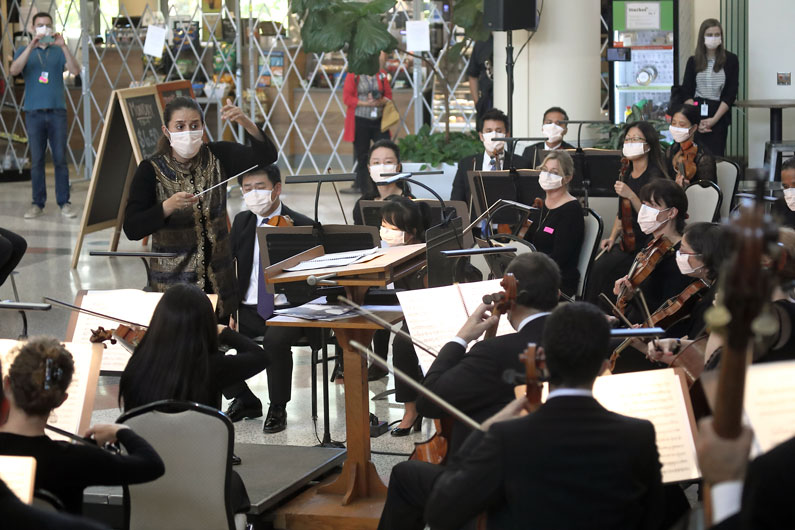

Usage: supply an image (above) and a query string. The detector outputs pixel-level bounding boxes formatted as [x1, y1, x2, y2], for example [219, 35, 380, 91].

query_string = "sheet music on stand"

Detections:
[0, 340, 102, 443]
[0, 456, 37, 504]
[284, 247, 383, 272]
[742, 360, 795, 454]
[397, 279, 513, 373]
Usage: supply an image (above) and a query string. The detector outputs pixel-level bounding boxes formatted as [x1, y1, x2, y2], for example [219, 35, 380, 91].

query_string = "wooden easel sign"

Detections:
[71, 85, 166, 268]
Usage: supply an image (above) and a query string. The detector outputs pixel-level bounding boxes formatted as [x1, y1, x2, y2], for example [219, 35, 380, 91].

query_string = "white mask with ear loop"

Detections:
[538, 171, 564, 191]
[482, 132, 505, 154]
[622, 142, 648, 159]
[243, 189, 274, 217]
[168, 129, 204, 159]
[637, 204, 672, 234]
[369, 164, 398, 183]
[676, 250, 703, 275]
[704, 36, 722, 50]
[784, 188, 795, 211]
[380, 226, 406, 247]
[542, 123, 565, 143]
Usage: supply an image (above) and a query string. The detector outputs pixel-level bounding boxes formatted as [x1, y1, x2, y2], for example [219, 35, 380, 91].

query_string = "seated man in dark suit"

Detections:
[416, 252, 558, 456]
[450, 107, 530, 209]
[379, 302, 664, 530]
[223, 164, 315, 433]
[522, 106, 576, 168]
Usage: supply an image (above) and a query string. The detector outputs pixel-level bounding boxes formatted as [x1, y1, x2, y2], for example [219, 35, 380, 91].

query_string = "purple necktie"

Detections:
[256, 218, 274, 320]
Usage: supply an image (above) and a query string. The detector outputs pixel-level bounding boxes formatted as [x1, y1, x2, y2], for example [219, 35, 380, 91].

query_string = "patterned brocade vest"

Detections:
[147, 146, 238, 316]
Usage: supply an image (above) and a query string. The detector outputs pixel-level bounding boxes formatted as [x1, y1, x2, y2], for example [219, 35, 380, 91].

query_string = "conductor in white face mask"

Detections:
[123, 96, 278, 318]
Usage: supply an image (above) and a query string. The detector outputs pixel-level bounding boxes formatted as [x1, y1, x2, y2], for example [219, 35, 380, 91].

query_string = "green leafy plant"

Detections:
[398, 125, 482, 166]
[291, 0, 398, 75]
[590, 100, 670, 149]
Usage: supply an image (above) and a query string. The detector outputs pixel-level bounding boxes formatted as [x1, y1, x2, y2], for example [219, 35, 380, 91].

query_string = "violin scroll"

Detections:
[89, 327, 116, 346]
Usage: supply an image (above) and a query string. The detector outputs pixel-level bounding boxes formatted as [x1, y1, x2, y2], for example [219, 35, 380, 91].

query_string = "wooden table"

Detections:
[265, 244, 426, 528]
[736, 99, 795, 144]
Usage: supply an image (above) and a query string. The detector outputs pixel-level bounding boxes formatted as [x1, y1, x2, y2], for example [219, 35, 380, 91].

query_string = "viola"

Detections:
[266, 214, 294, 227]
[516, 198, 545, 240]
[482, 273, 518, 339]
[618, 157, 636, 253]
[615, 235, 675, 314]
[673, 139, 698, 186]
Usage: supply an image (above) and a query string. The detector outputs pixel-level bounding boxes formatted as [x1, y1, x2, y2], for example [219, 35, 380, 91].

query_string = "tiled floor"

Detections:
[0, 169, 427, 478]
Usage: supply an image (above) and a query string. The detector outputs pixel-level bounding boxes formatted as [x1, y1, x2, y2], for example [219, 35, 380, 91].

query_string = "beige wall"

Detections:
[747, 0, 795, 167]
[119, 0, 158, 17]
[492, 0, 602, 147]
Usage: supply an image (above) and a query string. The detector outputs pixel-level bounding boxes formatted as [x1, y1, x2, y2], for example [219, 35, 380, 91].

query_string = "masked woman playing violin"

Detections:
[123, 97, 278, 318]
[665, 103, 717, 188]
[612, 179, 692, 326]
[585, 121, 668, 306]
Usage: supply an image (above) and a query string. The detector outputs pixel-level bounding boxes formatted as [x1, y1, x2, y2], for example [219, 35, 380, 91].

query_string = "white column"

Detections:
[493, 0, 601, 143]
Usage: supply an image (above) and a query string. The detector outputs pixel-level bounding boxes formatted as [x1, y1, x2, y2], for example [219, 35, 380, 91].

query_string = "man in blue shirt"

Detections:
[10, 12, 80, 219]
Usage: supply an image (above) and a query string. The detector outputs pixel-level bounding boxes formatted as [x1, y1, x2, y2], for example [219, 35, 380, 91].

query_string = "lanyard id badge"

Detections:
[700, 102, 709, 117]
[38, 71, 49, 84]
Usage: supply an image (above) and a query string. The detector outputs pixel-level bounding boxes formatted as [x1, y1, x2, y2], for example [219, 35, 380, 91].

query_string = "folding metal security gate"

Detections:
[0, 0, 476, 180]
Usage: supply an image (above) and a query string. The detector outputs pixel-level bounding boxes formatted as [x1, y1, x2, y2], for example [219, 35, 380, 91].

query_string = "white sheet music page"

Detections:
[744, 360, 795, 453]
[592, 369, 700, 483]
[0, 456, 37, 504]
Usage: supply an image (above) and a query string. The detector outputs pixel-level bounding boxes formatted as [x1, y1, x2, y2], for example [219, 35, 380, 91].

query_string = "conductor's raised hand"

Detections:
[162, 191, 198, 217]
[85, 423, 129, 446]
[220, 97, 263, 140]
[455, 302, 498, 343]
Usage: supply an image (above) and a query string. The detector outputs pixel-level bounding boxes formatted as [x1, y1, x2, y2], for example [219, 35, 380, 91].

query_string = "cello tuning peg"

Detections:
[705, 304, 731, 330]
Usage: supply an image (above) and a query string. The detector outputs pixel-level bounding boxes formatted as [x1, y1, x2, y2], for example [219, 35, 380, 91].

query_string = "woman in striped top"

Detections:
[680, 19, 739, 157]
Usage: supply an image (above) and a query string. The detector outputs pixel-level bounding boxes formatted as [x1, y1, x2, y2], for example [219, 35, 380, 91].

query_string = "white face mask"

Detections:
[482, 131, 505, 154]
[538, 171, 564, 191]
[622, 142, 648, 159]
[676, 250, 703, 275]
[168, 129, 204, 159]
[637, 204, 671, 234]
[369, 163, 398, 184]
[669, 125, 692, 143]
[380, 226, 406, 247]
[704, 36, 722, 50]
[243, 189, 274, 217]
[784, 188, 795, 211]
[542, 123, 565, 143]
[35, 25, 52, 37]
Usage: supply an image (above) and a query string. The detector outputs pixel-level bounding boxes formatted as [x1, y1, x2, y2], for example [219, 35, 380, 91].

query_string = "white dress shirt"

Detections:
[482, 150, 502, 171]
[241, 203, 288, 307]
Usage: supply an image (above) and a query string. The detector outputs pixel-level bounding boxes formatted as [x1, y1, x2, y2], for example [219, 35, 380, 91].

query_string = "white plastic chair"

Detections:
[716, 158, 740, 220]
[685, 180, 723, 224]
[576, 208, 604, 299]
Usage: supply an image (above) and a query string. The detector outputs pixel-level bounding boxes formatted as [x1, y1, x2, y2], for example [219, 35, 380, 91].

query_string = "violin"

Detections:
[610, 279, 709, 370]
[90, 324, 147, 352]
[516, 198, 545, 240]
[618, 158, 636, 253]
[482, 273, 518, 339]
[672, 139, 698, 186]
[266, 214, 294, 227]
[615, 235, 675, 314]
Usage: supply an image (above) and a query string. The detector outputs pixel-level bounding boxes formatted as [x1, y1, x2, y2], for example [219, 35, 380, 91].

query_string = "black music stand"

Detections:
[284, 172, 356, 223]
[466, 169, 542, 224]
[358, 199, 473, 248]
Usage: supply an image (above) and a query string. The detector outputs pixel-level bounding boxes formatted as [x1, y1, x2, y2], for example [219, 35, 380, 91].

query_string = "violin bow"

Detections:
[337, 296, 439, 358]
[349, 340, 484, 432]
[598, 293, 634, 328]
[636, 290, 659, 350]
[43, 297, 147, 329]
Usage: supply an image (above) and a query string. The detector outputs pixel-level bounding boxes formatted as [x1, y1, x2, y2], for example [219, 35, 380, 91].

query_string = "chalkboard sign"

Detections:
[157, 80, 195, 109]
[125, 94, 162, 161]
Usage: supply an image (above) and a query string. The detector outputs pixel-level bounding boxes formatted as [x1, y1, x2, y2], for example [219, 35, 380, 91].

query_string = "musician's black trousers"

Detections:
[222, 304, 304, 406]
[391, 323, 423, 403]
[377, 460, 443, 530]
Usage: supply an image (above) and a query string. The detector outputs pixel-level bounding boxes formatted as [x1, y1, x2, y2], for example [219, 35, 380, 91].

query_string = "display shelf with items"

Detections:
[432, 80, 476, 132]
[610, 0, 678, 123]
[304, 52, 345, 89]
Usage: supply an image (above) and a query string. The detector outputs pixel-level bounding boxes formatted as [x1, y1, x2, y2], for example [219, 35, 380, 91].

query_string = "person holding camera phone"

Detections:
[10, 12, 81, 219]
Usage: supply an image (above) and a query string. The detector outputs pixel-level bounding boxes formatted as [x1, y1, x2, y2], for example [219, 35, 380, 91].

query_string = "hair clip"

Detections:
[43, 358, 63, 391]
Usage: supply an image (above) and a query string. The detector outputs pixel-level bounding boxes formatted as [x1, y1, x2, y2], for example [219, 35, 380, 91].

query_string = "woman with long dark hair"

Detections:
[665, 103, 717, 186]
[584, 121, 668, 306]
[680, 19, 739, 157]
[123, 97, 277, 316]
[119, 283, 267, 411]
[0, 338, 164, 514]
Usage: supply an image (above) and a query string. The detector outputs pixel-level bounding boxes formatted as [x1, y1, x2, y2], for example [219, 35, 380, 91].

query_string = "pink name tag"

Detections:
[543, 226, 554, 234]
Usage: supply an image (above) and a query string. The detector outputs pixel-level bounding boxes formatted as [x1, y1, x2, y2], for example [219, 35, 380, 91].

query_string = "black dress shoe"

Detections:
[262, 404, 287, 434]
[224, 398, 263, 423]
[367, 363, 389, 381]
[390, 415, 422, 437]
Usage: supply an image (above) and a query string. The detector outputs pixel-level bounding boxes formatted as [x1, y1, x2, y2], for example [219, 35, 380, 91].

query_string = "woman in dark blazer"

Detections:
[680, 18, 739, 157]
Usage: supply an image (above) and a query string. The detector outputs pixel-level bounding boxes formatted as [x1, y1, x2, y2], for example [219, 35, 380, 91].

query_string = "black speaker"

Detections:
[483, 0, 537, 32]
